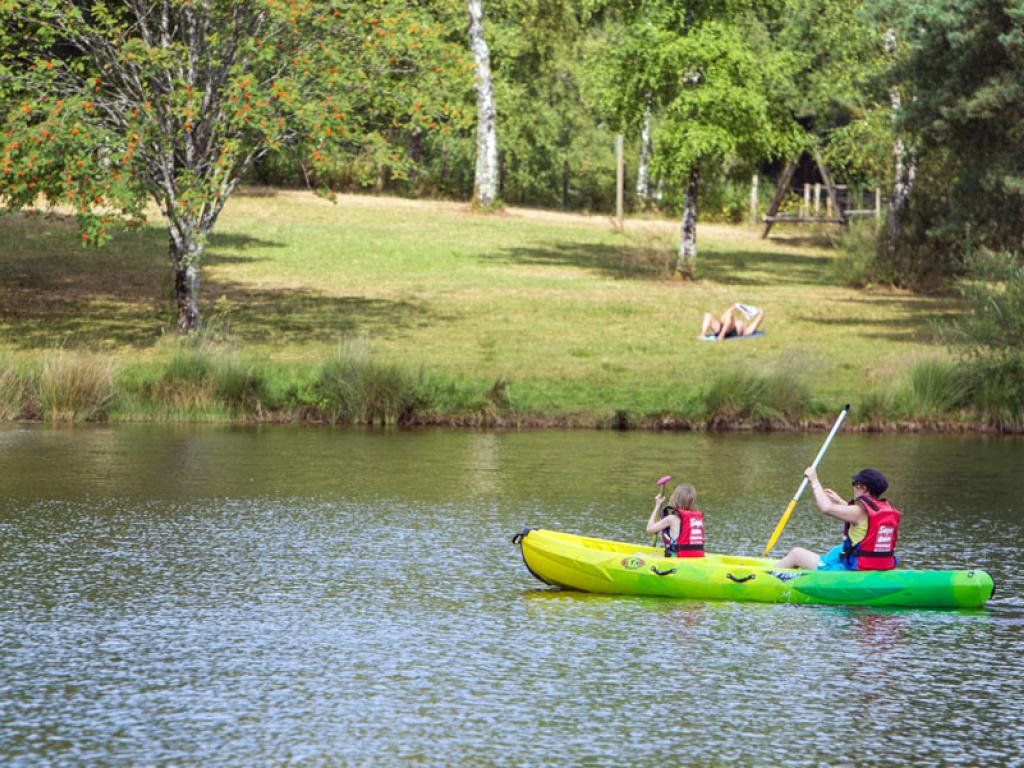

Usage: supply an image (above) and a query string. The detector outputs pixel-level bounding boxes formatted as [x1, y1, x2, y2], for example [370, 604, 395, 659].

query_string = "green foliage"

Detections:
[588, 3, 805, 179]
[948, 251, 1024, 354]
[855, 389, 898, 427]
[701, 367, 812, 429]
[212, 358, 273, 415]
[830, 220, 882, 287]
[312, 343, 423, 425]
[903, 358, 970, 419]
[876, 182, 969, 290]
[960, 353, 1024, 431]
[895, 0, 1024, 259]
[778, 0, 895, 187]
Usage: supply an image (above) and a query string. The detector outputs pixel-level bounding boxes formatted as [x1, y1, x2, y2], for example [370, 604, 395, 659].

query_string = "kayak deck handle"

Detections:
[651, 566, 677, 576]
[511, 528, 538, 546]
[726, 573, 756, 583]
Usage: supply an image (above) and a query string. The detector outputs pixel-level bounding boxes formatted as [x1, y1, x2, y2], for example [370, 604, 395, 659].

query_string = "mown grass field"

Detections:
[0, 189, 963, 425]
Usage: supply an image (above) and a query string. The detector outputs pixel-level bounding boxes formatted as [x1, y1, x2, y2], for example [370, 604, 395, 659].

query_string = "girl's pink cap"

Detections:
[657, 475, 672, 486]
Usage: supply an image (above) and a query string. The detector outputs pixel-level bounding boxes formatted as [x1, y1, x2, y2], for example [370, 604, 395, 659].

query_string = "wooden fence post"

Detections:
[875, 188, 881, 221]
[814, 183, 821, 215]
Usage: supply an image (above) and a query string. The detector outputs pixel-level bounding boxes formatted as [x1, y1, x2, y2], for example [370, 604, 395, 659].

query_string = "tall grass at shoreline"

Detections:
[311, 343, 422, 425]
[0, 354, 28, 420]
[37, 351, 116, 422]
[2, 344, 1022, 431]
[701, 368, 812, 430]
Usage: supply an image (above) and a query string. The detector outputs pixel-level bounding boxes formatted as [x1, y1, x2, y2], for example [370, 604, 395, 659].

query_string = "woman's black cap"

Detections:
[851, 468, 888, 497]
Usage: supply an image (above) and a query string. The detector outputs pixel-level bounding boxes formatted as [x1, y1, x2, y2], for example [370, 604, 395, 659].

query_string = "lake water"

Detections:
[1, 425, 1022, 766]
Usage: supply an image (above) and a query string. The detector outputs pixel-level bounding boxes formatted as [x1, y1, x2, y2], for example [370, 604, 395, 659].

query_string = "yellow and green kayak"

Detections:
[513, 528, 994, 609]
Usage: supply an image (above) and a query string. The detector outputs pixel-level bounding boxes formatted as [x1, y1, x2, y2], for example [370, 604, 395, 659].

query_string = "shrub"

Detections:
[212, 358, 272, 415]
[155, 349, 216, 410]
[830, 220, 882, 288]
[856, 390, 897, 428]
[36, 351, 115, 422]
[960, 353, 1024, 431]
[702, 368, 812, 429]
[902, 359, 970, 420]
[948, 250, 1024, 355]
[312, 344, 423, 425]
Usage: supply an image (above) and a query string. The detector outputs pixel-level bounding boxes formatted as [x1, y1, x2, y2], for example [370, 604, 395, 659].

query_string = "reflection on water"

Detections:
[0, 425, 1022, 766]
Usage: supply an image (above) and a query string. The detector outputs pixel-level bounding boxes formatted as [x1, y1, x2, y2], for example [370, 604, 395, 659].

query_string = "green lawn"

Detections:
[0, 189, 959, 421]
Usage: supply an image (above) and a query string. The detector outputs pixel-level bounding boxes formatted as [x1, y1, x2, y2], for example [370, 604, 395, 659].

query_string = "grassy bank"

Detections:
[1, 345, 1021, 431]
[1, 189, 1016, 431]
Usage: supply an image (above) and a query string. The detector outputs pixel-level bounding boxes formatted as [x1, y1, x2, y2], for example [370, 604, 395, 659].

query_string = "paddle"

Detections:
[652, 475, 672, 548]
[761, 404, 850, 557]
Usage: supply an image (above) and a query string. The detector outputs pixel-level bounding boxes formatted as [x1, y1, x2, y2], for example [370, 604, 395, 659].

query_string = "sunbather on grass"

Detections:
[698, 303, 765, 340]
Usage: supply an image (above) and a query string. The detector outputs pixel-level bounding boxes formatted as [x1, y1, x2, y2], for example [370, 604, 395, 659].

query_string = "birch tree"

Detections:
[635, 93, 653, 205]
[467, 0, 499, 207]
[0, 0, 461, 333]
[590, 3, 802, 277]
[883, 27, 914, 249]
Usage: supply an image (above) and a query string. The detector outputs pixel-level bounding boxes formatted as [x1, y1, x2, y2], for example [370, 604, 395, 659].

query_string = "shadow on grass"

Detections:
[792, 294, 958, 344]
[0, 215, 443, 349]
[1, 287, 439, 350]
[486, 240, 832, 287]
[483, 242, 666, 279]
[697, 249, 831, 286]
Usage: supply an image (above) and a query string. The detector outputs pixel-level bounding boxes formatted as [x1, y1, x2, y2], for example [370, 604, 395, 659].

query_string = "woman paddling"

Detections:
[646, 483, 705, 558]
[775, 468, 900, 571]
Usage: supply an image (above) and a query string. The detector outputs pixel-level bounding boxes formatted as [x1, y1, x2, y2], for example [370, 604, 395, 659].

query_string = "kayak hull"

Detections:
[514, 528, 994, 609]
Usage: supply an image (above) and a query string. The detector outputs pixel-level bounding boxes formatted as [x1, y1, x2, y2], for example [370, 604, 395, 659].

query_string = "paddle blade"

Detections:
[657, 475, 672, 487]
[762, 498, 798, 557]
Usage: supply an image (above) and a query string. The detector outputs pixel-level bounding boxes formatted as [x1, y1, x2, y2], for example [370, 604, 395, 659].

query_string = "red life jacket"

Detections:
[843, 496, 900, 571]
[661, 507, 705, 558]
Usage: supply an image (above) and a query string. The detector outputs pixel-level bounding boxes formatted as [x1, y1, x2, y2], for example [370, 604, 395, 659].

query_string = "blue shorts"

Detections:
[817, 544, 856, 572]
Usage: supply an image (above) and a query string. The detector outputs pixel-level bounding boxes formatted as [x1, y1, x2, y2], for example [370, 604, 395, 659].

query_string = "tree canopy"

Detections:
[1, 0, 464, 331]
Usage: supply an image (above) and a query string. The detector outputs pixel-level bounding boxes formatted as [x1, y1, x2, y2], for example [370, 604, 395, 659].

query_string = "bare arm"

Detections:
[646, 494, 669, 533]
[804, 468, 868, 525]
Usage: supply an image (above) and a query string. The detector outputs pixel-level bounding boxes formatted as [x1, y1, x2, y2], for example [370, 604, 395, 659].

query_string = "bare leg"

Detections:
[698, 313, 719, 338]
[716, 311, 736, 340]
[775, 547, 821, 570]
[744, 308, 765, 336]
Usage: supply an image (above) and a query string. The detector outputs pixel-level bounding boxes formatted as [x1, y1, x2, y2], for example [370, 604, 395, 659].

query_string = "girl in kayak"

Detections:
[774, 467, 900, 571]
[646, 483, 705, 558]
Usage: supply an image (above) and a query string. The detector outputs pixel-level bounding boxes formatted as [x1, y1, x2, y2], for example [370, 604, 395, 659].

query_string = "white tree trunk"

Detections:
[636, 94, 653, 204]
[468, 0, 499, 208]
[676, 167, 699, 278]
[885, 28, 915, 245]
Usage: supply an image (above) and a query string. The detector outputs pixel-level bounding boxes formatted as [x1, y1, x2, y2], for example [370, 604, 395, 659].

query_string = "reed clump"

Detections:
[903, 359, 971, 421]
[310, 344, 423, 425]
[36, 350, 116, 422]
[120, 345, 276, 419]
[960, 353, 1024, 431]
[0, 355, 30, 420]
[701, 368, 812, 430]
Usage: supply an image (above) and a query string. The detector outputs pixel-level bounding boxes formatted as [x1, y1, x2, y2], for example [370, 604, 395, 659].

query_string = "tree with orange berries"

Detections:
[0, 0, 463, 333]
